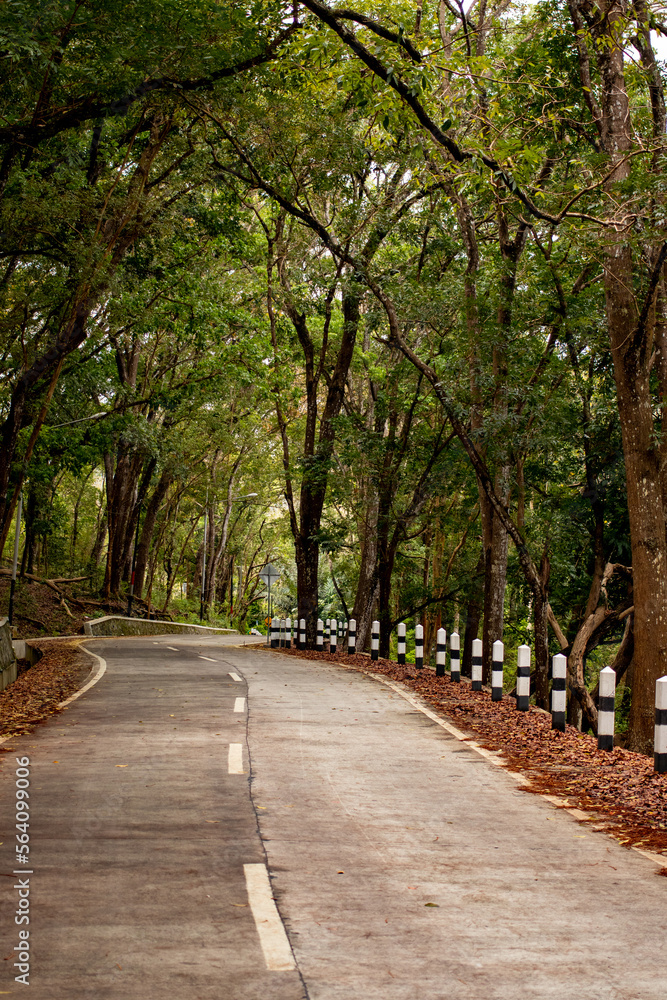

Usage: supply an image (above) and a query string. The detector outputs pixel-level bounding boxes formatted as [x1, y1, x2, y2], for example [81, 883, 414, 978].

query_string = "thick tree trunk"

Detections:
[480, 492, 509, 683]
[352, 486, 379, 651]
[462, 550, 484, 678]
[103, 450, 151, 597]
[533, 549, 551, 709]
[605, 200, 667, 753]
[617, 368, 667, 750]
[566, 0, 667, 753]
[134, 470, 171, 600]
[296, 530, 320, 642]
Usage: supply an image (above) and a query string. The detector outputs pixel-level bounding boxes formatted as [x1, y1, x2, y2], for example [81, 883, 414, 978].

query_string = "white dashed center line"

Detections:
[228, 743, 244, 774]
[243, 864, 295, 971]
[234, 697, 246, 713]
[229, 672, 242, 682]
[198, 655, 218, 662]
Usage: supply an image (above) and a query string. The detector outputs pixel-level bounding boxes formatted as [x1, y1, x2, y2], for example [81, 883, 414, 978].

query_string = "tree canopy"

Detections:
[1, 0, 666, 752]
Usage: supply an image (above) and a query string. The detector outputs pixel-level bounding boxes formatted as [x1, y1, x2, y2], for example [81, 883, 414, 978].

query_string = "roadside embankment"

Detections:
[0, 638, 92, 739]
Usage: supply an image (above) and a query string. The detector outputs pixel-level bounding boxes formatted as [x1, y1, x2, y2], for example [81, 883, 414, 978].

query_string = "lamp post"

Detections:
[126, 504, 142, 618]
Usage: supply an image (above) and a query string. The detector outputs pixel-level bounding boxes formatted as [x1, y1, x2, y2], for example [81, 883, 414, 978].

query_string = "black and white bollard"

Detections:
[471, 638, 482, 690]
[450, 631, 460, 683]
[271, 617, 279, 648]
[397, 622, 406, 664]
[516, 645, 531, 711]
[436, 628, 447, 677]
[415, 624, 424, 669]
[280, 618, 286, 648]
[371, 620, 380, 661]
[348, 618, 356, 656]
[339, 620, 344, 647]
[492, 640, 504, 701]
[330, 621, 337, 655]
[285, 617, 292, 649]
[316, 618, 323, 650]
[551, 653, 567, 731]
[325, 619, 331, 647]
[299, 618, 306, 649]
[655, 676, 667, 773]
[597, 666, 616, 751]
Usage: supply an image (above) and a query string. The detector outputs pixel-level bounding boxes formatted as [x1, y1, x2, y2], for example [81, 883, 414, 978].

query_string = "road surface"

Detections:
[1, 635, 665, 999]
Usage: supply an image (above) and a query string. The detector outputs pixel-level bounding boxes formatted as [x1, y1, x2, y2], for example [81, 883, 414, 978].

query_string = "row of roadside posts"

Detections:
[268, 617, 667, 774]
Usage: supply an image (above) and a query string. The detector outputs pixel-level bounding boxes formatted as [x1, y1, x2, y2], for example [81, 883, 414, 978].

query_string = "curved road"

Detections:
[1, 635, 666, 998]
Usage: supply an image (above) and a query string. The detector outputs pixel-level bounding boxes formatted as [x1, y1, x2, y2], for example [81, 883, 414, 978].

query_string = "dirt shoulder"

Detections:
[267, 645, 667, 856]
[0, 639, 92, 739]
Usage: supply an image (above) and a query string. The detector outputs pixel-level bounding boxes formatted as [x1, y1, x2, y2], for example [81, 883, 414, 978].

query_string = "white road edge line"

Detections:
[58, 647, 107, 708]
[229, 672, 242, 682]
[228, 743, 244, 774]
[243, 863, 296, 971]
[367, 672, 529, 782]
[234, 697, 246, 713]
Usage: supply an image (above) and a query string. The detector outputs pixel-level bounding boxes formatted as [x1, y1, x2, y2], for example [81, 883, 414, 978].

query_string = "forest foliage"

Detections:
[1, 0, 666, 751]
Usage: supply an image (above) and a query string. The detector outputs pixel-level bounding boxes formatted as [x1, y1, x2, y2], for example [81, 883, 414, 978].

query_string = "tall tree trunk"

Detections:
[134, 470, 172, 600]
[481, 492, 509, 682]
[462, 549, 485, 677]
[573, 0, 667, 752]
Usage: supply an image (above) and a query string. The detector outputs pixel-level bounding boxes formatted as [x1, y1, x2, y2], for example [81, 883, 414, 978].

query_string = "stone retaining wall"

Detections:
[0, 617, 17, 691]
[83, 616, 238, 638]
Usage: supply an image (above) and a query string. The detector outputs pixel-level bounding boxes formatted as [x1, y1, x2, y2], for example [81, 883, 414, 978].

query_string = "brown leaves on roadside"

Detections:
[0, 640, 91, 741]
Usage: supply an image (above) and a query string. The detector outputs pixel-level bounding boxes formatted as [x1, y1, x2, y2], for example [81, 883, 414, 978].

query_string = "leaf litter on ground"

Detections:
[0, 639, 91, 744]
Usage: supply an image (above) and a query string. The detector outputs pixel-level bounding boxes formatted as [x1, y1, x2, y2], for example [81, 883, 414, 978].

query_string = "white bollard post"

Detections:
[654, 676, 667, 773]
[397, 622, 406, 664]
[516, 645, 531, 710]
[271, 617, 279, 648]
[551, 653, 567, 731]
[285, 617, 292, 649]
[325, 619, 331, 646]
[415, 624, 424, 669]
[471, 637, 482, 690]
[436, 628, 447, 677]
[371, 620, 380, 661]
[450, 631, 460, 683]
[339, 620, 344, 647]
[278, 618, 285, 648]
[330, 620, 337, 655]
[316, 618, 323, 650]
[299, 618, 306, 649]
[348, 619, 356, 656]
[597, 666, 616, 751]
[492, 640, 504, 702]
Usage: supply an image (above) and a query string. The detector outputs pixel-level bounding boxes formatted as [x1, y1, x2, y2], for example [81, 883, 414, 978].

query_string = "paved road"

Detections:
[1, 637, 666, 999]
